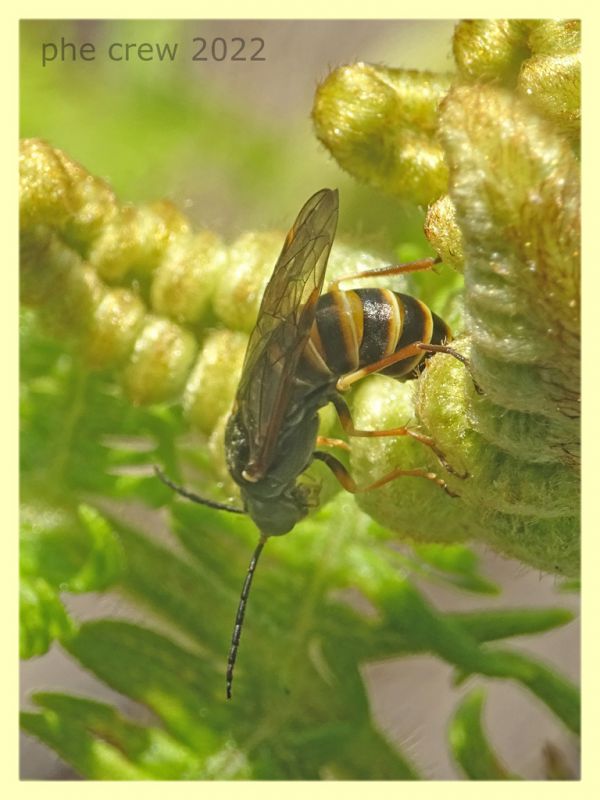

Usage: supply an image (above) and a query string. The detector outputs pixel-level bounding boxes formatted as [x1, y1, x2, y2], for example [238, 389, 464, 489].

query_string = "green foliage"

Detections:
[20, 308, 579, 777]
[449, 690, 519, 780]
[20, 576, 76, 660]
[20, 307, 579, 776]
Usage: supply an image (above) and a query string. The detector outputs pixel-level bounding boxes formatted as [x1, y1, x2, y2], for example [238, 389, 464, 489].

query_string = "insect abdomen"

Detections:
[298, 288, 452, 383]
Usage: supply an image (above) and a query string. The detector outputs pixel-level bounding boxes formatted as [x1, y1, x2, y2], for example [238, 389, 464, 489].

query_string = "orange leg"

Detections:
[329, 394, 467, 479]
[313, 451, 458, 498]
[329, 256, 441, 290]
[336, 342, 424, 391]
[330, 325, 470, 482]
[316, 435, 351, 452]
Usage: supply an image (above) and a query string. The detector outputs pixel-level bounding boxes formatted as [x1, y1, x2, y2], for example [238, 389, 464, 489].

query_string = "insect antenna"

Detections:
[227, 535, 268, 699]
[154, 466, 244, 514]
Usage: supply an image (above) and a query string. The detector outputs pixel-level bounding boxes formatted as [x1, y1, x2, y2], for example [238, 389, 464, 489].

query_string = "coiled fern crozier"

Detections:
[313, 19, 580, 576]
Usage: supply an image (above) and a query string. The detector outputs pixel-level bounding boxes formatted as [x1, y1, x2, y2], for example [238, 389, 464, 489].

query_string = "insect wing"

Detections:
[235, 188, 339, 480]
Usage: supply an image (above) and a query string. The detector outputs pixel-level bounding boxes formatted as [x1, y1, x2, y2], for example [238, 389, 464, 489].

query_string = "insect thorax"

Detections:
[225, 406, 322, 536]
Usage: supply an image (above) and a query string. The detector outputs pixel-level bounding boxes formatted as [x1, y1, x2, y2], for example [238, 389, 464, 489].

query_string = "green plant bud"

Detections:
[424, 194, 464, 271]
[21, 225, 173, 377]
[44, 264, 106, 340]
[213, 231, 282, 332]
[20, 226, 82, 308]
[312, 63, 451, 204]
[88, 201, 190, 283]
[151, 231, 226, 324]
[82, 288, 146, 370]
[526, 19, 580, 56]
[349, 375, 477, 543]
[453, 20, 532, 84]
[121, 316, 197, 405]
[50, 146, 119, 247]
[518, 53, 580, 139]
[20, 227, 105, 339]
[183, 329, 248, 434]
[453, 20, 580, 143]
[19, 139, 73, 230]
[19, 139, 119, 248]
[20, 139, 193, 283]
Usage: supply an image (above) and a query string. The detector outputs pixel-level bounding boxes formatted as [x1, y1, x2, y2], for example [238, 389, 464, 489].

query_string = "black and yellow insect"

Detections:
[157, 188, 466, 698]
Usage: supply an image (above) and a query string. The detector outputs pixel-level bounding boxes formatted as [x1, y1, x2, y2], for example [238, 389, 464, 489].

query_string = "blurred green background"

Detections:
[20, 19, 456, 243]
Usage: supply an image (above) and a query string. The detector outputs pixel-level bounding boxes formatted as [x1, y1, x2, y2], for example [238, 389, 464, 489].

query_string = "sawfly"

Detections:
[157, 188, 471, 698]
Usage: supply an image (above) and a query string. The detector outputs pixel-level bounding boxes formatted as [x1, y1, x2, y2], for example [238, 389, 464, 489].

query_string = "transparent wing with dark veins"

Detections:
[234, 188, 339, 480]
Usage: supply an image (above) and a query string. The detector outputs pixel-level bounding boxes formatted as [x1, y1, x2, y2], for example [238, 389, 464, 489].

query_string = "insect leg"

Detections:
[416, 343, 484, 395]
[362, 465, 459, 498]
[329, 256, 441, 289]
[329, 394, 467, 479]
[313, 451, 457, 498]
[312, 451, 357, 492]
[316, 435, 351, 452]
[336, 342, 424, 391]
